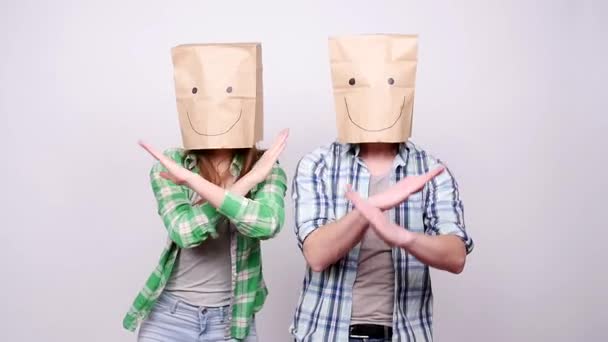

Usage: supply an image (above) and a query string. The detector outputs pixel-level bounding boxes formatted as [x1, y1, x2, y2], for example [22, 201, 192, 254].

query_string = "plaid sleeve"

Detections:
[423, 162, 474, 254]
[218, 162, 287, 239]
[151, 149, 221, 248]
[292, 150, 335, 251]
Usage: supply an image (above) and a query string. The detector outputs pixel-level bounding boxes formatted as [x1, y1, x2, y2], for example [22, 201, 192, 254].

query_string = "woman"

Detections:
[123, 129, 289, 341]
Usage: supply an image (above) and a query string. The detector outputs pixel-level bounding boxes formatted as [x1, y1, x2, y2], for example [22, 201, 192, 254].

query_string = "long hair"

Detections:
[188, 147, 264, 195]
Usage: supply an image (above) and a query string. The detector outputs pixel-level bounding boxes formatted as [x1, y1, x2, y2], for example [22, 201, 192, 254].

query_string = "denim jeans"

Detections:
[137, 292, 257, 342]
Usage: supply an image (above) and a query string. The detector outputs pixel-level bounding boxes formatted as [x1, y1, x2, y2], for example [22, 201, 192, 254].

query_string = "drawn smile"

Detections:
[186, 107, 242, 136]
[344, 96, 406, 132]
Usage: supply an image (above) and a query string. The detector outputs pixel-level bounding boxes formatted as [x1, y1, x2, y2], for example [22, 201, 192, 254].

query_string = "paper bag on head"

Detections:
[329, 34, 418, 144]
[171, 43, 263, 150]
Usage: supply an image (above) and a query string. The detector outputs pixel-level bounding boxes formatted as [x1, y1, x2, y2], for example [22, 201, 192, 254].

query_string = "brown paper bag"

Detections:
[328, 34, 418, 143]
[171, 43, 263, 150]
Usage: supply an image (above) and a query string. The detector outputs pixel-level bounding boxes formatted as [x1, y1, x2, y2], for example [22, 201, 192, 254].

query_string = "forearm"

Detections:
[218, 191, 285, 239]
[303, 210, 369, 272]
[229, 175, 258, 197]
[184, 174, 257, 209]
[400, 233, 467, 274]
[162, 202, 220, 248]
[185, 167, 286, 239]
[151, 165, 222, 248]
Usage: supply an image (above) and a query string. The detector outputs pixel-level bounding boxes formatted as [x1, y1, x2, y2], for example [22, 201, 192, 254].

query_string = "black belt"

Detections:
[349, 324, 393, 339]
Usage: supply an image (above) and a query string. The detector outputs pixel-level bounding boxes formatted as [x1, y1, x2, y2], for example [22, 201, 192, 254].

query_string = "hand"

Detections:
[244, 128, 289, 184]
[369, 166, 445, 210]
[346, 186, 415, 247]
[138, 141, 198, 185]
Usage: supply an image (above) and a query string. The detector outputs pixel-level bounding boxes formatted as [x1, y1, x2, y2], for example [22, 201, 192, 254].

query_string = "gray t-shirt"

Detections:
[165, 215, 232, 307]
[350, 173, 395, 326]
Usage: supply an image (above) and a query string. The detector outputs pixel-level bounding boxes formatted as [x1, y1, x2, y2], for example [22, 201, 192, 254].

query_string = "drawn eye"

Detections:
[192, 87, 198, 94]
[348, 78, 356, 86]
[226, 86, 233, 93]
[387, 77, 395, 85]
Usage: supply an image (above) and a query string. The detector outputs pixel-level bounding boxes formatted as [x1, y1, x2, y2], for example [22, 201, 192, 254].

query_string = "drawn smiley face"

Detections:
[185, 85, 242, 136]
[328, 34, 418, 141]
[342, 76, 407, 132]
[172, 44, 260, 139]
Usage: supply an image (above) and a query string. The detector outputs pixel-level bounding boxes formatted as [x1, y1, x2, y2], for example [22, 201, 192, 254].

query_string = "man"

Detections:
[290, 34, 474, 341]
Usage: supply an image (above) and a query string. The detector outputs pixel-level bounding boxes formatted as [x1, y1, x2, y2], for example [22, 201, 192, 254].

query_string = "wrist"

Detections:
[368, 195, 383, 209]
[398, 230, 417, 249]
[238, 174, 258, 190]
[184, 172, 199, 187]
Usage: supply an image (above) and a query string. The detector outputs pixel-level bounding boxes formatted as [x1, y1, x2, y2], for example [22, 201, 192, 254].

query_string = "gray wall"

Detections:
[1, 0, 606, 341]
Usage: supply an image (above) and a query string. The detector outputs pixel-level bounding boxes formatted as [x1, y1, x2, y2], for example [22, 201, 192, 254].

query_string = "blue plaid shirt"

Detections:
[290, 141, 474, 342]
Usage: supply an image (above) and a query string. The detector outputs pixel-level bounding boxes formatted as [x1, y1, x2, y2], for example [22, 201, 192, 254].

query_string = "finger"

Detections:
[348, 193, 392, 230]
[356, 198, 380, 216]
[272, 129, 289, 150]
[139, 142, 183, 175]
[263, 139, 281, 158]
[269, 129, 289, 150]
[258, 147, 280, 168]
[138, 141, 162, 160]
[274, 140, 287, 157]
[278, 128, 290, 140]
[345, 187, 363, 201]
[403, 165, 446, 192]
[271, 139, 287, 155]
[425, 165, 445, 180]
[345, 190, 355, 201]
[270, 135, 288, 157]
[348, 192, 376, 214]
[138, 141, 171, 166]
[160, 172, 177, 184]
[265, 140, 287, 164]
[160, 172, 180, 183]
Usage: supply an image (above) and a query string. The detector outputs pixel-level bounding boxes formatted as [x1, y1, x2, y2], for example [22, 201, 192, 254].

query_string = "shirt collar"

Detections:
[339, 141, 411, 168]
[184, 151, 243, 177]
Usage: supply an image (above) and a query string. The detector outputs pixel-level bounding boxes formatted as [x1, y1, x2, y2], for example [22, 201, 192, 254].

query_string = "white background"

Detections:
[1, 0, 606, 341]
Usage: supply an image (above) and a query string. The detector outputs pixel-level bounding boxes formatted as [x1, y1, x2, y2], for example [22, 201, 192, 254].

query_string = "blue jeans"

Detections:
[137, 292, 257, 342]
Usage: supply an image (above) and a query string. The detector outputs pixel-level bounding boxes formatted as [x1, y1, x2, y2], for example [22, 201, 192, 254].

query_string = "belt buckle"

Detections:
[349, 326, 370, 339]
[350, 334, 371, 339]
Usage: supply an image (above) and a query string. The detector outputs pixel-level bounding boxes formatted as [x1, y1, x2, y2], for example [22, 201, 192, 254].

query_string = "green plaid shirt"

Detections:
[123, 148, 287, 340]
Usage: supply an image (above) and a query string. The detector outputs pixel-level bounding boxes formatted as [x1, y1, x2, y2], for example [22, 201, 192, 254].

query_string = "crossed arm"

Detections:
[295, 156, 471, 274]
[345, 189, 467, 274]
[140, 130, 289, 247]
